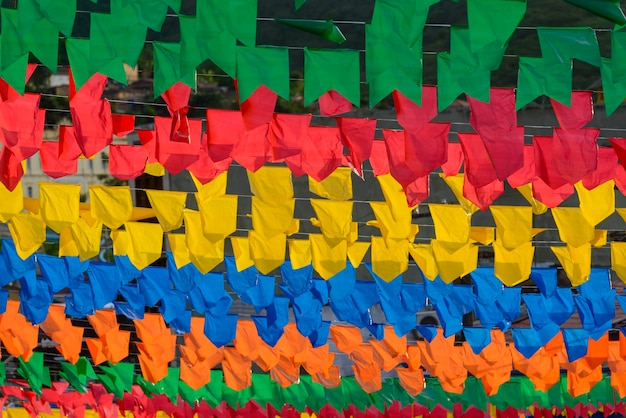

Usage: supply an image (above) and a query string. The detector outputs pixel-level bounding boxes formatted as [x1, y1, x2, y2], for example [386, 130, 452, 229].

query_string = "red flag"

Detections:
[336, 117, 376, 177]
[0, 147, 24, 190]
[109, 144, 148, 180]
[458, 132, 498, 188]
[369, 140, 390, 176]
[617, 165, 626, 195]
[231, 124, 271, 172]
[404, 123, 450, 178]
[58, 125, 83, 161]
[533, 135, 569, 189]
[0, 93, 42, 161]
[467, 88, 523, 180]
[581, 146, 617, 190]
[137, 129, 158, 163]
[441, 141, 463, 177]
[269, 113, 312, 160]
[531, 177, 574, 208]
[70, 74, 113, 158]
[464, 176, 504, 211]
[611, 137, 626, 165]
[552, 128, 599, 185]
[393, 86, 438, 131]
[550, 91, 593, 130]
[508, 145, 536, 188]
[238, 83, 278, 131]
[206, 109, 243, 162]
[154, 116, 201, 174]
[287, 126, 343, 181]
[319, 90, 353, 116]
[405, 176, 429, 207]
[112, 114, 136, 137]
[188, 133, 232, 184]
[161, 82, 191, 113]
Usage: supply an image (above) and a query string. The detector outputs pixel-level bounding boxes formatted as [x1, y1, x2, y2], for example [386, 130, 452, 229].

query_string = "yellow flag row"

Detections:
[1, 168, 625, 286]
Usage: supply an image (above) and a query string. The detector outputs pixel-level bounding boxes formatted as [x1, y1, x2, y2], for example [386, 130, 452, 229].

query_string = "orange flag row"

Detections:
[5, 302, 623, 397]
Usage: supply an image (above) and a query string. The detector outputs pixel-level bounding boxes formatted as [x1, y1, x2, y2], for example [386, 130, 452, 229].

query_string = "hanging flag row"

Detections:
[4, 72, 626, 212]
[6, 298, 626, 400]
[2, 375, 625, 418]
[3, 171, 626, 287]
[1, 0, 626, 109]
[2, 228, 625, 346]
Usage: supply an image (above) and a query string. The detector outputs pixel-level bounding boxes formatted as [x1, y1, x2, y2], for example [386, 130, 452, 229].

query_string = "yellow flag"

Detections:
[552, 244, 591, 286]
[469, 227, 494, 246]
[516, 184, 549, 215]
[431, 240, 478, 283]
[247, 166, 293, 203]
[439, 173, 479, 215]
[288, 239, 312, 269]
[493, 241, 534, 286]
[70, 217, 103, 261]
[89, 185, 133, 230]
[309, 167, 353, 200]
[551, 208, 595, 247]
[23, 196, 39, 215]
[369, 202, 418, 245]
[377, 174, 416, 218]
[39, 183, 81, 234]
[408, 243, 439, 280]
[0, 181, 23, 223]
[347, 242, 370, 268]
[146, 190, 187, 231]
[167, 234, 191, 268]
[371, 237, 408, 282]
[429, 204, 471, 244]
[310, 200, 353, 246]
[111, 229, 130, 256]
[249, 231, 286, 274]
[58, 228, 80, 257]
[251, 197, 294, 236]
[592, 230, 607, 247]
[192, 171, 227, 200]
[184, 210, 223, 273]
[230, 236, 255, 271]
[144, 162, 165, 177]
[490, 206, 533, 249]
[125, 222, 163, 270]
[8, 213, 46, 259]
[310, 234, 347, 279]
[198, 194, 238, 241]
[611, 242, 626, 283]
[575, 180, 615, 227]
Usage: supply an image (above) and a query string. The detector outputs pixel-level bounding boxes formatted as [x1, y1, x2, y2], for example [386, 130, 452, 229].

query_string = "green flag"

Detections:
[295, 0, 307, 10]
[179, 16, 237, 79]
[13, 3, 60, 71]
[467, 0, 526, 54]
[236, 46, 290, 101]
[0, 46, 28, 94]
[18, 0, 75, 36]
[66, 38, 127, 90]
[197, 0, 258, 47]
[304, 48, 360, 106]
[516, 56, 572, 109]
[600, 57, 626, 116]
[110, 0, 169, 32]
[17, 353, 51, 396]
[153, 42, 197, 98]
[563, 0, 626, 25]
[59, 358, 97, 394]
[537, 27, 601, 66]
[98, 361, 135, 399]
[90, 12, 147, 68]
[366, 29, 423, 106]
[276, 19, 346, 44]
